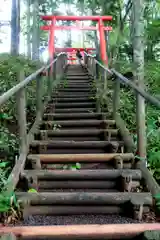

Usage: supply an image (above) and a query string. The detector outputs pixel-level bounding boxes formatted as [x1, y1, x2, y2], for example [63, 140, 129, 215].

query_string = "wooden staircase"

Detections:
[17, 64, 152, 222]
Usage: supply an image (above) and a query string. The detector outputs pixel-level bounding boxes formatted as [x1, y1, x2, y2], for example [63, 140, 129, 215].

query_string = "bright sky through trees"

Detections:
[0, 0, 92, 56]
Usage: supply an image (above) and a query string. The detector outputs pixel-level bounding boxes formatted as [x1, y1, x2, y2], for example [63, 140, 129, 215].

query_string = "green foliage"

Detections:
[0, 126, 18, 158]
[70, 162, 81, 170]
[0, 54, 42, 216]
[28, 188, 38, 193]
[0, 175, 20, 216]
[63, 162, 81, 170]
[118, 60, 160, 180]
[0, 53, 40, 117]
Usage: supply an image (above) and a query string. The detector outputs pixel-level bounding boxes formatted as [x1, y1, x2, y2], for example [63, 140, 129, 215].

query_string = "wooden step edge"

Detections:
[36, 180, 117, 190]
[30, 140, 124, 147]
[46, 108, 96, 112]
[1, 224, 160, 238]
[53, 108, 96, 113]
[23, 205, 124, 216]
[27, 153, 134, 162]
[22, 169, 142, 180]
[49, 98, 95, 101]
[51, 95, 96, 98]
[16, 192, 152, 206]
[47, 103, 95, 106]
[41, 119, 116, 126]
[38, 129, 119, 135]
[57, 88, 93, 90]
[43, 112, 111, 116]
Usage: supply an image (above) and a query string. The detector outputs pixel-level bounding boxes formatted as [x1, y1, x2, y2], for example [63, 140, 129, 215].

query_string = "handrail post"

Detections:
[95, 61, 101, 113]
[16, 70, 27, 154]
[56, 56, 60, 80]
[36, 74, 42, 120]
[136, 92, 146, 159]
[93, 58, 96, 78]
[113, 77, 120, 117]
[104, 69, 107, 91]
[90, 56, 93, 73]
[95, 62, 99, 80]
[84, 53, 88, 67]
[53, 57, 57, 80]
[47, 67, 52, 97]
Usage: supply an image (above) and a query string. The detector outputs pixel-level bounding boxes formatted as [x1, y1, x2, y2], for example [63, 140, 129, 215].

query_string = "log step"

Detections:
[23, 205, 150, 216]
[41, 119, 116, 128]
[67, 73, 89, 76]
[59, 84, 92, 87]
[16, 192, 152, 205]
[43, 112, 110, 120]
[41, 137, 102, 141]
[49, 97, 94, 102]
[30, 140, 123, 149]
[27, 153, 134, 163]
[23, 169, 142, 180]
[53, 108, 96, 113]
[63, 82, 92, 86]
[57, 88, 93, 92]
[32, 148, 106, 154]
[38, 180, 117, 189]
[63, 79, 92, 82]
[66, 77, 90, 80]
[1, 224, 160, 239]
[55, 94, 94, 98]
[47, 102, 96, 108]
[23, 206, 124, 216]
[38, 129, 118, 137]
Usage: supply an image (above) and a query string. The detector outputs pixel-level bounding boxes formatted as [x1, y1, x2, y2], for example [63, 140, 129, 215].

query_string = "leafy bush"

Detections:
[118, 61, 160, 180]
[0, 53, 42, 197]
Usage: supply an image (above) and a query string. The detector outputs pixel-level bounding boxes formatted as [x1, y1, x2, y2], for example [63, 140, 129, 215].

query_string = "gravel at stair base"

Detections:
[19, 214, 140, 226]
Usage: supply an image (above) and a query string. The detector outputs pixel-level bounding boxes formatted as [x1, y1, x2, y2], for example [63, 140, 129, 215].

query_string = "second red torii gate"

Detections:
[41, 15, 112, 65]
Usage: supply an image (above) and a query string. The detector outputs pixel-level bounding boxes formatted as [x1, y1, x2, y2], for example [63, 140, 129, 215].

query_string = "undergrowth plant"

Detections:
[95, 60, 160, 181]
[0, 178, 21, 223]
[0, 53, 42, 218]
[118, 61, 160, 181]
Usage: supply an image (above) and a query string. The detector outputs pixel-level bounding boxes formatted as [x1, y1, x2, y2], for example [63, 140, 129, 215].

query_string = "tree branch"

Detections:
[123, 0, 132, 23]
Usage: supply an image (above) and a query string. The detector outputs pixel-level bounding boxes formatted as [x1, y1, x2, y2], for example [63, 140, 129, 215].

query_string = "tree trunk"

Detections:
[110, 0, 132, 67]
[32, 0, 39, 60]
[66, 1, 72, 48]
[27, 0, 31, 59]
[132, 0, 146, 160]
[11, 0, 20, 55]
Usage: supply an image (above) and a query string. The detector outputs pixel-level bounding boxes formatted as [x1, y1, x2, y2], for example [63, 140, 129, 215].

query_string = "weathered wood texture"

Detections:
[17, 192, 152, 205]
[16, 70, 27, 153]
[1, 224, 160, 238]
[27, 153, 134, 163]
[23, 169, 142, 180]
[133, 0, 146, 159]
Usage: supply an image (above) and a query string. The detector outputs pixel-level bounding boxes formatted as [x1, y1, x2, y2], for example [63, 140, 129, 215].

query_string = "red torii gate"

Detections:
[55, 48, 95, 53]
[55, 48, 95, 64]
[41, 15, 112, 65]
